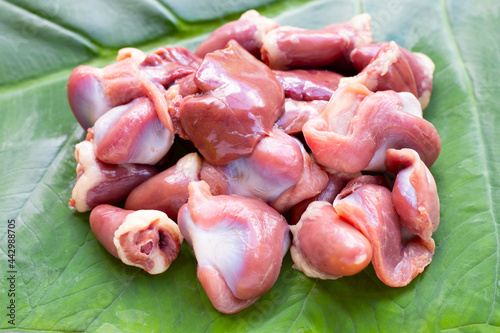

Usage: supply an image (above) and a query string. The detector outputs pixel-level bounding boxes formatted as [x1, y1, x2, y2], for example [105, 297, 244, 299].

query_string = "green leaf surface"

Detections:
[1, 0, 499, 332]
[3, 0, 179, 48]
[158, 0, 280, 22]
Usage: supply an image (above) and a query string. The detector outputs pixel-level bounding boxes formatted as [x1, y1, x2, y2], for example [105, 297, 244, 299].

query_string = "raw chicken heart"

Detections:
[177, 181, 290, 314]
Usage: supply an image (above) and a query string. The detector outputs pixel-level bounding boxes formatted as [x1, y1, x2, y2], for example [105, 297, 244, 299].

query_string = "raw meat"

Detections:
[334, 176, 434, 287]
[350, 42, 435, 109]
[195, 10, 278, 58]
[261, 14, 372, 70]
[303, 83, 441, 173]
[90, 204, 183, 274]
[69, 140, 157, 212]
[178, 40, 284, 165]
[124, 153, 202, 220]
[290, 201, 372, 279]
[177, 181, 290, 313]
[92, 97, 174, 165]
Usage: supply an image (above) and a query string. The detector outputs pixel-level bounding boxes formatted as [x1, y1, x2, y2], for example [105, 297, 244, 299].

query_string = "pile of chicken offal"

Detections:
[67, 10, 440, 314]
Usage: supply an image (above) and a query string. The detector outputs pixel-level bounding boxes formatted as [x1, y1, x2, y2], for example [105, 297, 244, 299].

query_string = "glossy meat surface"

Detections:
[271, 66, 342, 135]
[221, 129, 328, 213]
[350, 42, 435, 109]
[179, 40, 284, 165]
[340, 41, 418, 97]
[93, 97, 174, 165]
[334, 176, 434, 287]
[261, 14, 372, 70]
[178, 181, 290, 313]
[386, 148, 440, 245]
[124, 153, 202, 220]
[127, 126, 328, 219]
[90, 204, 183, 274]
[195, 10, 278, 58]
[275, 99, 327, 134]
[289, 170, 360, 224]
[303, 83, 441, 173]
[273, 69, 343, 101]
[69, 140, 157, 212]
[67, 47, 199, 129]
[66, 9, 442, 300]
[290, 201, 372, 279]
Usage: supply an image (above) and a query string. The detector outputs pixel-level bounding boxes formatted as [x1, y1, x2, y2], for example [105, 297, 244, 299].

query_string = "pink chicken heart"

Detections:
[386, 148, 440, 247]
[290, 200, 373, 280]
[67, 46, 200, 130]
[177, 181, 290, 314]
[261, 14, 372, 70]
[68, 140, 157, 213]
[124, 153, 203, 221]
[334, 176, 434, 287]
[339, 41, 419, 98]
[303, 83, 441, 173]
[92, 97, 174, 165]
[89, 204, 183, 275]
[221, 128, 328, 213]
[350, 42, 435, 109]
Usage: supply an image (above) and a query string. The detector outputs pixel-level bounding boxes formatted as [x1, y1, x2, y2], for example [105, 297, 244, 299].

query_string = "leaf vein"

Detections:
[440, 0, 499, 323]
[85, 269, 141, 331]
[285, 279, 318, 333]
[0, 0, 101, 51]
[17, 227, 93, 328]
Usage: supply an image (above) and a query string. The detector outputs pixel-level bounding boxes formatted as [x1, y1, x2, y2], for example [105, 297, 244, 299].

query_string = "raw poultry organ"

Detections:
[177, 181, 290, 314]
[67, 9, 441, 314]
[89, 204, 183, 274]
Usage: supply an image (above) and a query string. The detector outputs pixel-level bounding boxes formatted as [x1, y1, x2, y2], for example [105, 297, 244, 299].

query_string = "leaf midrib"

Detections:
[439, 0, 499, 325]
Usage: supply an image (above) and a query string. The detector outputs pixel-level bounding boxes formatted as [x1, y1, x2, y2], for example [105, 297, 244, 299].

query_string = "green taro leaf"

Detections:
[158, 0, 280, 22]
[1, 0, 499, 332]
[3, 0, 179, 48]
